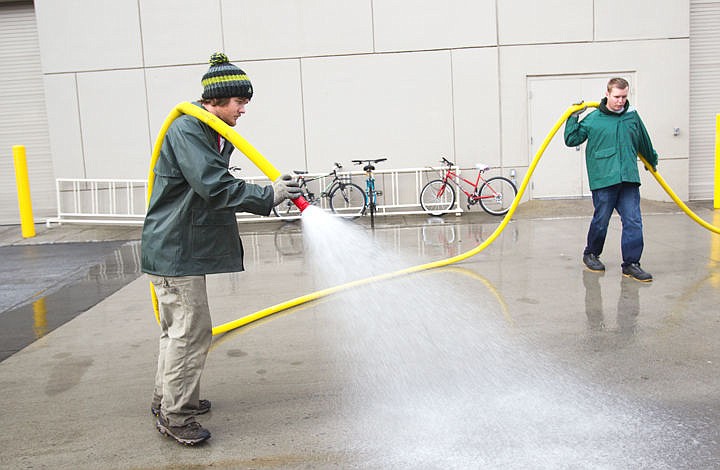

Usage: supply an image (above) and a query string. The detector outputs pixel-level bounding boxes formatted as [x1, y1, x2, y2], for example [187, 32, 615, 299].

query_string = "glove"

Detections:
[570, 100, 586, 118]
[272, 174, 302, 206]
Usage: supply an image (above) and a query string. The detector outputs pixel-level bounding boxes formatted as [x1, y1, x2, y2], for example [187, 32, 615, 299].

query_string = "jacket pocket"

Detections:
[191, 209, 236, 259]
[594, 147, 615, 159]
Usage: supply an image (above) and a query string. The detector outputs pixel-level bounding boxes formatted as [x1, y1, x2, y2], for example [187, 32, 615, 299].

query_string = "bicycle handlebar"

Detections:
[293, 162, 345, 179]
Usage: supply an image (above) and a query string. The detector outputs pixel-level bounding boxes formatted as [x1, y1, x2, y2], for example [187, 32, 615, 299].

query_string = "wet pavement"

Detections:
[0, 199, 718, 469]
[0, 241, 142, 362]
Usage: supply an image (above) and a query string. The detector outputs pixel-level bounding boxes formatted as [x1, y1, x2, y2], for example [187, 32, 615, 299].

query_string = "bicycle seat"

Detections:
[351, 158, 387, 165]
[475, 163, 490, 172]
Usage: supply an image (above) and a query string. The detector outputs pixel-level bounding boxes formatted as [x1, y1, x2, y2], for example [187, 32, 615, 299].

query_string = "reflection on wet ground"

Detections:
[0, 241, 142, 362]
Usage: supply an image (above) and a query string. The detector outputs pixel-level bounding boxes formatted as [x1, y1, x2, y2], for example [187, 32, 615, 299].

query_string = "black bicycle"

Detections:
[272, 162, 366, 218]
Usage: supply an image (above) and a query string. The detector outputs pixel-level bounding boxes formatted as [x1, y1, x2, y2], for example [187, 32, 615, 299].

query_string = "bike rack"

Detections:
[46, 166, 495, 225]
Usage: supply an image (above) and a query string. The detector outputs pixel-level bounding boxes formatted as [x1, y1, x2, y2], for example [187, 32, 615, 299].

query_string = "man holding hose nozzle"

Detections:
[141, 52, 301, 445]
[564, 77, 659, 282]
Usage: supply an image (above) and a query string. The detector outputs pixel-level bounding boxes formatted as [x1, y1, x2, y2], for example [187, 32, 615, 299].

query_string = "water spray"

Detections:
[148, 101, 719, 334]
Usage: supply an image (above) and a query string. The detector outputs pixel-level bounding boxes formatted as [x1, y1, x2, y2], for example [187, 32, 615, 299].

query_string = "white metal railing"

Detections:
[47, 166, 485, 225]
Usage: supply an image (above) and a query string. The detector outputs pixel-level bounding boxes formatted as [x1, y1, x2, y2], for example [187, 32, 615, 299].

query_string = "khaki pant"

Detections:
[148, 274, 212, 426]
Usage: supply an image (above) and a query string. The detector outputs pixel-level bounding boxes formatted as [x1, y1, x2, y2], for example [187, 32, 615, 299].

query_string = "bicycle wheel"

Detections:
[420, 180, 455, 216]
[274, 222, 303, 256]
[478, 176, 517, 216]
[272, 191, 317, 218]
[328, 182, 366, 216]
[271, 199, 300, 218]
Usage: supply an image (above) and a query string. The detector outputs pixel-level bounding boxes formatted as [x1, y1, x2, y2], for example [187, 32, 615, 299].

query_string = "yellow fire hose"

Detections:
[148, 101, 719, 335]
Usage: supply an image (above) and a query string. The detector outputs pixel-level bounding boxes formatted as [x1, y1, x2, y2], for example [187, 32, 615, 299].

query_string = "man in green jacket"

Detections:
[141, 53, 301, 445]
[564, 77, 658, 282]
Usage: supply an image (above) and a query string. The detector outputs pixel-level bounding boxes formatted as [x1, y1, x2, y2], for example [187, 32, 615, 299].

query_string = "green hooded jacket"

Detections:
[141, 102, 274, 276]
[564, 98, 659, 191]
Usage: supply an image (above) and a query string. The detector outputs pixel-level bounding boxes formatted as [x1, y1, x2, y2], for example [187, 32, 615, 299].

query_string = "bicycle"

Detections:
[419, 156, 517, 216]
[351, 158, 386, 228]
[271, 162, 366, 218]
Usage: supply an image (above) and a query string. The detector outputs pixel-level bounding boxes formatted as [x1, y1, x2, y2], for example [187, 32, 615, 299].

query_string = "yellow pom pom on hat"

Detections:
[201, 52, 253, 100]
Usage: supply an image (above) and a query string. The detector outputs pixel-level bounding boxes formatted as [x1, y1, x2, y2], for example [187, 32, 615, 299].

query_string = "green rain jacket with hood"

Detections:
[141, 102, 274, 276]
[564, 97, 659, 191]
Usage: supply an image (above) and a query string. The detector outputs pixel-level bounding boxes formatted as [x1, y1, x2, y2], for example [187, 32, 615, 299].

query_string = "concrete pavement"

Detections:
[0, 199, 718, 469]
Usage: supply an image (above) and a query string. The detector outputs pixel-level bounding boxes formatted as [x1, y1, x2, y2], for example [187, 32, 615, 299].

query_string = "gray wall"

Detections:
[33, 0, 690, 206]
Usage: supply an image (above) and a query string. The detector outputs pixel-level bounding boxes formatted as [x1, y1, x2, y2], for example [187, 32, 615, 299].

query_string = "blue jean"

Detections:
[584, 183, 643, 267]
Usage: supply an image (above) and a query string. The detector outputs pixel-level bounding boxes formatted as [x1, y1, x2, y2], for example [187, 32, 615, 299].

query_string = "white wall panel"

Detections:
[223, 0, 373, 60]
[497, 0, 593, 45]
[595, 0, 689, 41]
[227, 59, 306, 177]
[302, 51, 453, 170]
[640, 157, 689, 201]
[76, 69, 150, 179]
[140, 0, 223, 67]
[450, 48, 501, 168]
[146, 64, 208, 141]
[373, 0, 496, 52]
[43, 74, 85, 178]
[34, 0, 142, 73]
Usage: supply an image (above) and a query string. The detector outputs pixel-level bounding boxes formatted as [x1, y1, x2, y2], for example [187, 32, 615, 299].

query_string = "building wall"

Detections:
[30, 0, 690, 209]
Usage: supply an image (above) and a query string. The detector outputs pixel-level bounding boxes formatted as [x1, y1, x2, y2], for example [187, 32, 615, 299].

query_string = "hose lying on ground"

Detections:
[146, 101, 719, 335]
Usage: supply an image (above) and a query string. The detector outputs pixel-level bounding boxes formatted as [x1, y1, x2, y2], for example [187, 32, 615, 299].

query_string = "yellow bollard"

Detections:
[12, 145, 36, 238]
[32, 297, 48, 338]
[715, 114, 720, 209]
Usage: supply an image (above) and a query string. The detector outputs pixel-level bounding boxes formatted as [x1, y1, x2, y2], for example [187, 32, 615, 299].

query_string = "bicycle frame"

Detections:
[365, 173, 376, 205]
[296, 164, 351, 205]
[352, 158, 386, 228]
[439, 165, 500, 202]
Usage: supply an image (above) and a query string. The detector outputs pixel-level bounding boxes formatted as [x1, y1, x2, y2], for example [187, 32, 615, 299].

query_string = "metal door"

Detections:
[528, 75, 629, 199]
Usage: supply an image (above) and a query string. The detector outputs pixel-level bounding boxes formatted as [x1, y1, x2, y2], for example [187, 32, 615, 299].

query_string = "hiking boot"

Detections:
[156, 414, 211, 446]
[583, 253, 605, 272]
[622, 263, 653, 282]
[151, 399, 211, 417]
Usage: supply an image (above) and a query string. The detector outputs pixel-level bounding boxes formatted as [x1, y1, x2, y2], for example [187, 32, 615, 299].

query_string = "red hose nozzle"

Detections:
[292, 196, 311, 212]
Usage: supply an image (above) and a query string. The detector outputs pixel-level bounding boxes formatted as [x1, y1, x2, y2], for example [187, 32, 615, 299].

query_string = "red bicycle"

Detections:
[420, 156, 517, 216]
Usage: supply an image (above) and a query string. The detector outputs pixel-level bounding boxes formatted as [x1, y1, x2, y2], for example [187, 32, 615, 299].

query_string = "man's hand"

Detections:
[570, 100, 587, 118]
[272, 174, 302, 206]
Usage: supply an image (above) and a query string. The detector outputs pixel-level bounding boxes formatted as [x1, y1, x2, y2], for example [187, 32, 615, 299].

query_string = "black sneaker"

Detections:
[156, 414, 211, 446]
[622, 263, 653, 282]
[583, 253, 605, 272]
[151, 399, 211, 417]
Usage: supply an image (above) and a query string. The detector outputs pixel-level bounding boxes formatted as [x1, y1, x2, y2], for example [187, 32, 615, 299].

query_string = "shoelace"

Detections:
[183, 422, 202, 431]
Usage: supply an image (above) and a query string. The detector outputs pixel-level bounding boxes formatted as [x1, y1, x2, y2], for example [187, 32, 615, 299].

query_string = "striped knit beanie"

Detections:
[201, 52, 253, 100]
